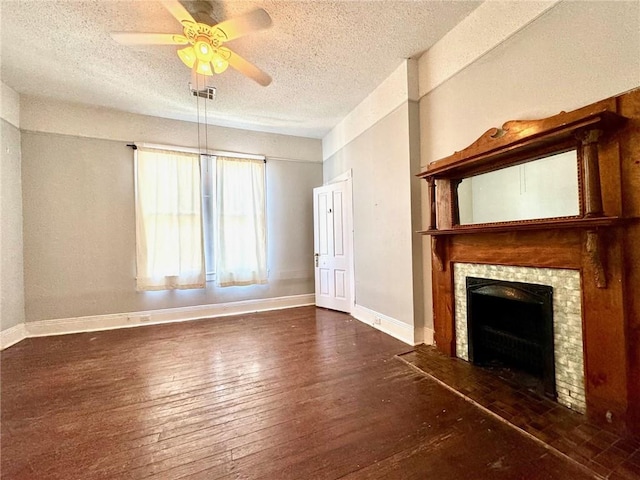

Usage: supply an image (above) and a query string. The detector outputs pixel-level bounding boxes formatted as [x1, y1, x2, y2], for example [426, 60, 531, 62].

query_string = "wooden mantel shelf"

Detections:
[421, 216, 620, 289]
[418, 216, 621, 236]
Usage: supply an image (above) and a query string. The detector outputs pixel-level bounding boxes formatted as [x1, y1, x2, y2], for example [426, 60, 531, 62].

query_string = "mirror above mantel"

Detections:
[417, 106, 626, 234]
[457, 149, 580, 225]
[416, 104, 626, 288]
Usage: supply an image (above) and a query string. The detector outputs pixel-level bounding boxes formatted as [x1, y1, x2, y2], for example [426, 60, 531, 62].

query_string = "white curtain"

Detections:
[216, 156, 267, 287]
[135, 148, 205, 291]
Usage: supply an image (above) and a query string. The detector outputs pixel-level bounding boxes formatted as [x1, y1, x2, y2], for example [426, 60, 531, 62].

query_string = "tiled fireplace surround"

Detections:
[453, 263, 586, 413]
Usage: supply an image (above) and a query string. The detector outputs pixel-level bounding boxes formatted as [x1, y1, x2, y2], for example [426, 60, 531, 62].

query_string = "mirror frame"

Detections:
[417, 107, 625, 233]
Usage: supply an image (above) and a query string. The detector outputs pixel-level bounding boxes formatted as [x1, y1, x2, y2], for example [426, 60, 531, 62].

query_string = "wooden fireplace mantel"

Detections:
[420, 217, 622, 290]
[417, 89, 640, 436]
[417, 101, 626, 289]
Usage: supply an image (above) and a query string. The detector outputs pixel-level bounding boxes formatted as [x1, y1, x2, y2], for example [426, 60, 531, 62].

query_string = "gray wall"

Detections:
[420, 0, 640, 164]
[408, 101, 424, 334]
[20, 102, 322, 322]
[323, 103, 418, 326]
[1, 119, 25, 331]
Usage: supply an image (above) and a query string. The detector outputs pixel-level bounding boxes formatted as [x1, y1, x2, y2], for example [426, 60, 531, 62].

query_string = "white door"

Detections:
[313, 181, 352, 312]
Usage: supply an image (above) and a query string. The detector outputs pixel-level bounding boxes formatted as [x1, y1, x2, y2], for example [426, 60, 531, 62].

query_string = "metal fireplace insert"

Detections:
[466, 277, 556, 399]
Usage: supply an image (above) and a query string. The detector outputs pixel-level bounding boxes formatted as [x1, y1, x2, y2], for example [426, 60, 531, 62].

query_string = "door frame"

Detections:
[324, 169, 355, 313]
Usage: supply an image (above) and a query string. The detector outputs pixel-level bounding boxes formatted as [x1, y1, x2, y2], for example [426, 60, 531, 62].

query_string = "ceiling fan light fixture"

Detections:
[212, 55, 229, 74]
[194, 40, 214, 62]
[177, 46, 196, 68]
[195, 59, 213, 76]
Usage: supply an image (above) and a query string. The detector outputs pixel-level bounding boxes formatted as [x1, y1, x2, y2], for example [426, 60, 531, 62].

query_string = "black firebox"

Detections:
[466, 277, 556, 399]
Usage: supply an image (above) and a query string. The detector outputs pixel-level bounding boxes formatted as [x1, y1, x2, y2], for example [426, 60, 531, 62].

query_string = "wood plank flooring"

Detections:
[1, 306, 596, 479]
[399, 346, 640, 479]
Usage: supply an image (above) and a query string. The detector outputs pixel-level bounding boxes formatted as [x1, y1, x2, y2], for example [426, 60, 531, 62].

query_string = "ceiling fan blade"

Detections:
[111, 33, 188, 45]
[226, 49, 272, 87]
[212, 8, 272, 42]
[160, 0, 196, 25]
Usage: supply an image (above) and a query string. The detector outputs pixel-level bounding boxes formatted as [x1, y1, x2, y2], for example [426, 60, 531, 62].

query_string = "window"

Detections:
[135, 147, 267, 291]
[135, 148, 205, 291]
[215, 156, 267, 287]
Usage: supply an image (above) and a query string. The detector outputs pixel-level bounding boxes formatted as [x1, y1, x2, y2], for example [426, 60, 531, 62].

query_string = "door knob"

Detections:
[314, 253, 319, 267]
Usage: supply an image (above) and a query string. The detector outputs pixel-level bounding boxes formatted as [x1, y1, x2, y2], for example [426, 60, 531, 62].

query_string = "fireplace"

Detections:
[418, 89, 640, 434]
[466, 277, 555, 399]
[454, 263, 586, 413]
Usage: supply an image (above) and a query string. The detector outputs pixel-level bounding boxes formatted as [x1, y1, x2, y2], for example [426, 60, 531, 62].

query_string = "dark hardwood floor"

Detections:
[399, 347, 640, 479]
[1, 306, 596, 479]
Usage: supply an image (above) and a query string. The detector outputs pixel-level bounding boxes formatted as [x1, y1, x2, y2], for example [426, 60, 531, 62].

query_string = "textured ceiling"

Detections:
[1, 1, 480, 138]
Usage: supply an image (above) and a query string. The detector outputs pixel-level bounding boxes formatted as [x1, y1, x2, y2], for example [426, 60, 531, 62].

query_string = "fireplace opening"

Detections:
[466, 277, 556, 399]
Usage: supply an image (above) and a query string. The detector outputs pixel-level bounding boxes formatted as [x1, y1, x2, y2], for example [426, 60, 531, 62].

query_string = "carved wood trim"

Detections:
[579, 129, 604, 217]
[417, 107, 624, 180]
[435, 179, 454, 230]
[427, 178, 436, 231]
[451, 179, 462, 226]
[431, 237, 445, 272]
[585, 230, 607, 289]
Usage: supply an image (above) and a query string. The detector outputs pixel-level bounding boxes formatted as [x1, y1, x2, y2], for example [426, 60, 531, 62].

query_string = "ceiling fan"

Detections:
[111, 0, 272, 86]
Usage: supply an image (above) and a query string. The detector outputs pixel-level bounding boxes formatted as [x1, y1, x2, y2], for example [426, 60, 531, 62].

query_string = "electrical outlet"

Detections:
[373, 317, 382, 326]
[139, 315, 151, 322]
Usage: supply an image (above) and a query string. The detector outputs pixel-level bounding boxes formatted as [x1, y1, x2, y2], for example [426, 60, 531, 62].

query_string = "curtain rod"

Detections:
[128, 142, 265, 161]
